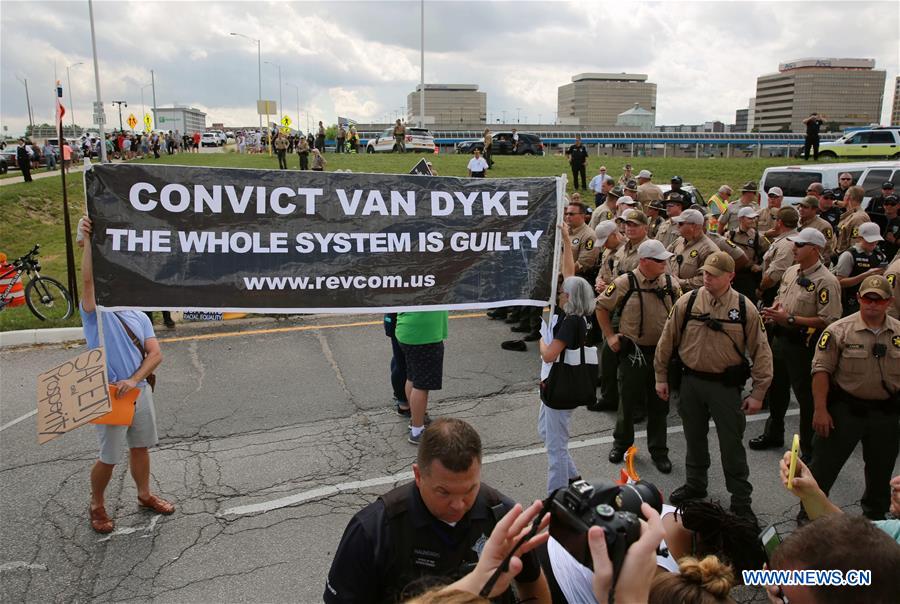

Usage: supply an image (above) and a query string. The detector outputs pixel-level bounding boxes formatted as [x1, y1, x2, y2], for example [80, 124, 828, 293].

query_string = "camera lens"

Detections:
[616, 481, 664, 516]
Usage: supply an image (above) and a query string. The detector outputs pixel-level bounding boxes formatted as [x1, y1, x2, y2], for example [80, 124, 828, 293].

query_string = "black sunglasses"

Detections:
[794, 242, 810, 248]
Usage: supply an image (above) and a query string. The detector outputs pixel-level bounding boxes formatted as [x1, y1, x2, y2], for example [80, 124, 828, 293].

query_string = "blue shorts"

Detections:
[95, 385, 159, 465]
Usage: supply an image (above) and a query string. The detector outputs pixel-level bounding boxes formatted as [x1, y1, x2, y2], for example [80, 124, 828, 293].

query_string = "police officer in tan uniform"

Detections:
[810, 275, 900, 520]
[757, 207, 799, 306]
[611, 209, 650, 274]
[797, 195, 835, 260]
[654, 252, 773, 521]
[750, 228, 842, 460]
[636, 169, 663, 209]
[565, 200, 599, 280]
[755, 186, 784, 238]
[728, 206, 768, 300]
[667, 209, 720, 292]
[589, 185, 622, 229]
[596, 239, 680, 473]
[835, 185, 870, 256]
[718, 181, 760, 236]
[590, 221, 624, 413]
[886, 255, 900, 319]
[647, 199, 666, 239]
[655, 193, 687, 249]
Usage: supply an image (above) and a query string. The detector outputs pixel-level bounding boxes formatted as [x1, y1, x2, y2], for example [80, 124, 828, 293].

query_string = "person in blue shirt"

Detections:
[79, 217, 173, 534]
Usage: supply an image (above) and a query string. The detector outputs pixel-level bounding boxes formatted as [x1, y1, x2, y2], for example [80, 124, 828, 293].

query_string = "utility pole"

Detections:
[265, 61, 282, 119]
[419, 0, 425, 128]
[231, 33, 263, 135]
[151, 69, 158, 132]
[87, 0, 107, 162]
[15, 76, 34, 130]
[286, 83, 300, 132]
[66, 62, 83, 128]
[112, 101, 127, 132]
[516, 107, 521, 124]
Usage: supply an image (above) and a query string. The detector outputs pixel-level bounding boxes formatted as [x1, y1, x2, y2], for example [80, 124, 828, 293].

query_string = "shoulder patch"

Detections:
[825, 228, 833, 239]
[893, 335, 900, 349]
[605, 283, 616, 296]
[726, 239, 737, 248]
[888, 274, 896, 287]
[759, 315, 766, 332]
[852, 227, 859, 238]
[818, 288, 829, 305]
[585, 238, 594, 250]
[817, 330, 831, 350]
[689, 249, 699, 258]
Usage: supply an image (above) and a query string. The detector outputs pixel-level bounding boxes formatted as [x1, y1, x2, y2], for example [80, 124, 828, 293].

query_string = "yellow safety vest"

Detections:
[707, 194, 728, 232]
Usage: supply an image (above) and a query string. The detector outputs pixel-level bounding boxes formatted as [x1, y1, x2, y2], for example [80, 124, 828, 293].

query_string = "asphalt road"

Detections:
[1, 312, 895, 603]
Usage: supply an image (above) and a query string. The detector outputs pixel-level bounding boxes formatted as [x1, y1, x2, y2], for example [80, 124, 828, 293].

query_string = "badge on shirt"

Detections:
[728, 308, 741, 321]
[818, 288, 829, 305]
[805, 281, 816, 292]
[471, 533, 488, 559]
[585, 239, 594, 250]
[689, 249, 698, 258]
[605, 283, 616, 296]
[893, 335, 900, 349]
[817, 330, 831, 350]
[572, 238, 580, 246]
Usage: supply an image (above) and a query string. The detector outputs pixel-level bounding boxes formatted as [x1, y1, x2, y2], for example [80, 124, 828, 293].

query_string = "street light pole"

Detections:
[66, 62, 83, 128]
[141, 83, 153, 125]
[286, 83, 300, 132]
[150, 69, 157, 132]
[15, 76, 34, 130]
[112, 101, 127, 132]
[265, 61, 282, 119]
[87, 0, 107, 162]
[231, 32, 263, 135]
[419, 0, 425, 128]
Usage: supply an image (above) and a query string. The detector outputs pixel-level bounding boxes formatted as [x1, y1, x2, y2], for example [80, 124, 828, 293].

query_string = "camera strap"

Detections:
[479, 495, 555, 598]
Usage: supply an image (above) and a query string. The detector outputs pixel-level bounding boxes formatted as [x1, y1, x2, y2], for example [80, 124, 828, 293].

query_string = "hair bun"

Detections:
[678, 555, 735, 598]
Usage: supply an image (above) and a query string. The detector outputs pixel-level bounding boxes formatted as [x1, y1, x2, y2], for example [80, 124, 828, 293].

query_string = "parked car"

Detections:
[200, 133, 220, 147]
[817, 127, 900, 160]
[759, 161, 900, 208]
[657, 183, 707, 211]
[366, 127, 435, 153]
[0, 149, 14, 173]
[456, 132, 544, 155]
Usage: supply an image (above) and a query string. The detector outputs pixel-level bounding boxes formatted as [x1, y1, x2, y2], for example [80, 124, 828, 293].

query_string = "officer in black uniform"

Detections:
[324, 418, 549, 604]
[866, 181, 894, 232]
[818, 189, 843, 232]
[666, 176, 693, 206]
[565, 135, 589, 191]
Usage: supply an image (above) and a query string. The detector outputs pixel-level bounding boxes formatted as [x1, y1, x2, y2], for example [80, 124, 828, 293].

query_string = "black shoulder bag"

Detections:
[541, 316, 598, 410]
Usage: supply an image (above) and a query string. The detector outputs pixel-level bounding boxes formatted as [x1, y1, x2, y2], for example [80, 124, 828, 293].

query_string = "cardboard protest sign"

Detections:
[37, 348, 111, 444]
[84, 164, 560, 313]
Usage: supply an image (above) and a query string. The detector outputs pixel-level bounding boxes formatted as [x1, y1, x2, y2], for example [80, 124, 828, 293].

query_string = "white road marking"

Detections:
[0, 561, 48, 572]
[219, 408, 799, 518]
[0, 409, 36, 433]
[97, 514, 161, 542]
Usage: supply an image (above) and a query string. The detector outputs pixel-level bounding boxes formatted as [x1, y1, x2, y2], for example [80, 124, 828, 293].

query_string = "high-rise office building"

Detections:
[891, 76, 900, 125]
[557, 73, 656, 128]
[734, 109, 749, 132]
[753, 58, 885, 132]
[407, 84, 486, 127]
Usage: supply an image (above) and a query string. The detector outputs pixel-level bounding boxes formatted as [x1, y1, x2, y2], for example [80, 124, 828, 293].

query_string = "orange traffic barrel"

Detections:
[0, 262, 25, 307]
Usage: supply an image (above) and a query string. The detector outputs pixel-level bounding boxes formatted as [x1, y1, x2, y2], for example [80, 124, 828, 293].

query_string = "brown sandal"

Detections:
[137, 494, 175, 515]
[89, 505, 114, 533]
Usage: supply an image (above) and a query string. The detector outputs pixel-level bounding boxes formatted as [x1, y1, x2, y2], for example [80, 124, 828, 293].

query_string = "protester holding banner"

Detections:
[78, 217, 174, 534]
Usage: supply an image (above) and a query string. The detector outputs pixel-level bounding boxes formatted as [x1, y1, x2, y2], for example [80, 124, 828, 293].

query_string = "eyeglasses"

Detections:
[646, 257, 667, 264]
[793, 242, 810, 248]
[860, 296, 890, 305]
[840, 177, 852, 181]
[564, 212, 582, 216]
[768, 193, 780, 198]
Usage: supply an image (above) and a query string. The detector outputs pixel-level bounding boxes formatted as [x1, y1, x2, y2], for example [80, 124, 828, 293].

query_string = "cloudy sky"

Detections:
[1, 0, 897, 135]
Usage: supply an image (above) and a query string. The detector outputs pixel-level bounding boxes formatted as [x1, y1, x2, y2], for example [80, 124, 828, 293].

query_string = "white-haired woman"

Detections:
[537, 227, 597, 494]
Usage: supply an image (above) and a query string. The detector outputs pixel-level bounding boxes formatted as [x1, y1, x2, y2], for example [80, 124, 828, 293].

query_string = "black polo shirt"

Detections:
[324, 482, 541, 603]
[566, 144, 588, 166]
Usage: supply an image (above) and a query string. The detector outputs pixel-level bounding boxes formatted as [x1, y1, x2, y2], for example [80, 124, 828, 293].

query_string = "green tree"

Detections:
[325, 124, 338, 140]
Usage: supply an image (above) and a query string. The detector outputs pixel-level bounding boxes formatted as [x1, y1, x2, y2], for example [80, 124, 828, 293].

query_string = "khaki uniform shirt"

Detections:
[756, 206, 779, 236]
[596, 268, 681, 345]
[835, 207, 870, 255]
[589, 203, 618, 230]
[654, 287, 773, 400]
[728, 228, 768, 266]
[762, 231, 796, 286]
[648, 216, 664, 239]
[708, 232, 748, 265]
[812, 312, 900, 400]
[598, 242, 625, 285]
[719, 200, 760, 234]
[886, 256, 900, 320]
[636, 183, 663, 208]
[800, 215, 835, 259]
[667, 235, 720, 292]
[774, 262, 842, 327]
[655, 218, 680, 249]
[612, 236, 648, 276]
[570, 223, 600, 276]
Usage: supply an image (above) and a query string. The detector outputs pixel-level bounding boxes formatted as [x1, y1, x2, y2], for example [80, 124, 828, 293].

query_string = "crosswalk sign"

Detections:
[281, 115, 292, 127]
[143, 113, 152, 132]
[127, 114, 137, 129]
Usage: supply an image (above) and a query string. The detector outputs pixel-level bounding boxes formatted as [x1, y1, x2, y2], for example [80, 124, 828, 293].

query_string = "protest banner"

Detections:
[84, 164, 561, 313]
[37, 348, 111, 444]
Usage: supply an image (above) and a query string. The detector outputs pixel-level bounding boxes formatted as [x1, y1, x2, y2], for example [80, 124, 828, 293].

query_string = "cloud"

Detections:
[1, 0, 897, 136]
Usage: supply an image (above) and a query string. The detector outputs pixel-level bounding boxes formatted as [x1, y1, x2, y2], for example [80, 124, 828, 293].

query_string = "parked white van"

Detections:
[758, 161, 900, 208]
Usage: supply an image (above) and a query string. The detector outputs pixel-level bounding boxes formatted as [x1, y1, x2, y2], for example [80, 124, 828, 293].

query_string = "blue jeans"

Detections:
[390, 334, 407, 403]
[538, 403, 579, 495]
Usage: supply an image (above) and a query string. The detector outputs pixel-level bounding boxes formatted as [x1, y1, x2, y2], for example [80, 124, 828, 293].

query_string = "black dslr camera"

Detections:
[549, 480, 663, 579]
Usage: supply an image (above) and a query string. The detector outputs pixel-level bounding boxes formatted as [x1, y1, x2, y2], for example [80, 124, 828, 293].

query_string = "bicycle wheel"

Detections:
[25, 277, 73, 321]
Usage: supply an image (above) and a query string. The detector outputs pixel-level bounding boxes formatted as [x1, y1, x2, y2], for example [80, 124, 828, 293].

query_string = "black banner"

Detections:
[84, 164, 560, 313]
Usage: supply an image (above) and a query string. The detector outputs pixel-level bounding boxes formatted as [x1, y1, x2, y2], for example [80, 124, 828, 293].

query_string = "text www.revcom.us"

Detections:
[243, 275, 436, 291]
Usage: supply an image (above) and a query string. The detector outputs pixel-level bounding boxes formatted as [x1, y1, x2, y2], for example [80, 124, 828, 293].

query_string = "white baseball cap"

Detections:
[787, 228, 828, 248]
[738, 206, 760, 219]
[638, 239, 673, 260]
[857, 222, 884, 243]
[616, 195, 638, 206]
[672, 208, 705, 225]
[637, 169, 652, 179]
[767, 186, 784, 197]
[594, 220, 618, 246]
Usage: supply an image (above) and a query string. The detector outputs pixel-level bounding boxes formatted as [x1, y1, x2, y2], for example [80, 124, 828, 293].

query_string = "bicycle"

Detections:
[0, 244, 74, 321]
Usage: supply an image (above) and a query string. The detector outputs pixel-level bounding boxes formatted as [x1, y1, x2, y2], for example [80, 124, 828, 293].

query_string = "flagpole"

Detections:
[57, 81, 79, 302]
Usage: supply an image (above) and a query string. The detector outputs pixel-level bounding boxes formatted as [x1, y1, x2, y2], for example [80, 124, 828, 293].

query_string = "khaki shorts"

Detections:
[95, 385, 159, 465]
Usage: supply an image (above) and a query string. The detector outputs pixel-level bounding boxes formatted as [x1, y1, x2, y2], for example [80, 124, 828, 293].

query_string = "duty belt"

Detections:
[682, 365, 727, 383]
[830, 385, 898, 416]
